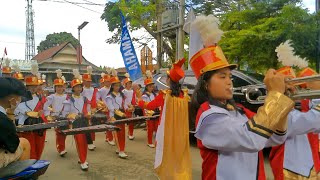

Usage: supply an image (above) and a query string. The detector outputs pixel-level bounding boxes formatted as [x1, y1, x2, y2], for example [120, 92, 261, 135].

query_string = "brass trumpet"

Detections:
[233, 75, 320, 104]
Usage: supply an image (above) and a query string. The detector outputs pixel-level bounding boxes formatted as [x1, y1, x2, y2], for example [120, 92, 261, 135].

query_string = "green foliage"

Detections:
[37, 32, 79, 53]
[219, 0, 318, 72]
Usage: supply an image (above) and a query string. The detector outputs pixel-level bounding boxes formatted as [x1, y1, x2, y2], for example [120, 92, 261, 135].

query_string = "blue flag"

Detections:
[120, 13, 142, 81]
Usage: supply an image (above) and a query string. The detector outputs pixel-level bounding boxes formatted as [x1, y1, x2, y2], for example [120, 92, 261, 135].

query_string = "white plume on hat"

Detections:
[191, 15, 223, 48]
[105, 67, 112, 74]
[73, 69, 82, 80]
[275, 40, 308, 69]
[61, 76, 66, 82]
[145, 70, 152, 79]
[87, 66, 93, 75]
[4, 58, 10, 67]
[56, 69, 62, 78]
[124, 73, 130, 78]
[42, 74, 46, 80]
[37, 73, 41, 80]
[12, 64, 21, 73]
[111, 68, 117, 77]
[101, 72, 105, 78]
[31, 62, 38, 76]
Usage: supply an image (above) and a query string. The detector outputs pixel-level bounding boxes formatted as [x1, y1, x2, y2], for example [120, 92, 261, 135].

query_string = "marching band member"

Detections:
[1, 58, 12, 77]
[189, 15, 294, 180]
[0, 77, 31, 168]
[122, 73, 136, 140]
[269, 62, 320, 179]
[43, 69, 68, 157]
[15, 63, 47, 160]
[62, 69, 90, 170]
[81, 66, 97, 151]
[141, 70, 159, 148]
[137, 58, 192, 179]
[96, 70, 114, 145]
[11, 64, 24, 82]
[106, 69, 128, 158]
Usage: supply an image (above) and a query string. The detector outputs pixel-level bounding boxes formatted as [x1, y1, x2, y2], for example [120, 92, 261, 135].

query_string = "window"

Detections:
[232, 75, 251, 88]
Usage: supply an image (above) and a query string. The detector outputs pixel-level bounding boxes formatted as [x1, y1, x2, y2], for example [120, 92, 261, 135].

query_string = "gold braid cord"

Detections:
[246, 91, 294, 138]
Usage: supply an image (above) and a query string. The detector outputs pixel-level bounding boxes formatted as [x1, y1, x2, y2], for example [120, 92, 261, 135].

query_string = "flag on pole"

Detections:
[120, 12, 142, 81]
[183, 8, 203, 70]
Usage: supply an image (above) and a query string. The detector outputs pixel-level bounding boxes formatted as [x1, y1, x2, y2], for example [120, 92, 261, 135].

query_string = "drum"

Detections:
[91, 113, 107, 125]
[23, 117, 45, 135]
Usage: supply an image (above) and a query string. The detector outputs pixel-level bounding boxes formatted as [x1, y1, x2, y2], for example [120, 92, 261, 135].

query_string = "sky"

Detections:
[0, 0, 316, 68]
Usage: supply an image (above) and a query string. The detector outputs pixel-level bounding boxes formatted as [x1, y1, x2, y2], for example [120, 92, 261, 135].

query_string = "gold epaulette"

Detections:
[182, 89, 190, 101]
[46, 115, 55, 121]
[145, 110, 155, 116]
[67, 113, 78, 120]
[26, 111, 39, 118]
[115, 109, 126, 117]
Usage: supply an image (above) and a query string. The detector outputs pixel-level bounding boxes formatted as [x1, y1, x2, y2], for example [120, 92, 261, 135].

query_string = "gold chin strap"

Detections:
[247, 91, 294, 138]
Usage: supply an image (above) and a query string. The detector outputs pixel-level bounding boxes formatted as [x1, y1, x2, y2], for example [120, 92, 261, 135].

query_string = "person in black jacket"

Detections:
[0, 77, 30, 168]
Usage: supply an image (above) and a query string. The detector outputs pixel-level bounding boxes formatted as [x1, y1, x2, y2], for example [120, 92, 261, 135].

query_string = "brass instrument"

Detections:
[234, 75, 320, 104]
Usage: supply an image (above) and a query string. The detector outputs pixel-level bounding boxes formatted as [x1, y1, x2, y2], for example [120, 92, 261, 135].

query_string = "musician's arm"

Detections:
[106, 97, 114, 117]
[138, 93, 164, 110]
[43, 95, 53, 116]
[0, 116, 20, 153]
[14, 104, 27, 125]
[287, 107, 320, 137]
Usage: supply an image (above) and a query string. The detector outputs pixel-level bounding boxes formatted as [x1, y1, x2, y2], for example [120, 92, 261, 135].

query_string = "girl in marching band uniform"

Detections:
[15, 63, 47, 160]
[141, 70, 159, 148]
[122, 73, 136, 140]
[81, 66, 97, 151]
[43, 69, 68, 157]
[189, 15, 294, 180]
[96, 68, 114, 145]
[106, 69, 128, 158]
[62, 69, 90, 170]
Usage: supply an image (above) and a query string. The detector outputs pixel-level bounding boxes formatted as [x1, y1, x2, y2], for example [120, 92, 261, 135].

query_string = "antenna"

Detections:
[25, 0, 35, 61]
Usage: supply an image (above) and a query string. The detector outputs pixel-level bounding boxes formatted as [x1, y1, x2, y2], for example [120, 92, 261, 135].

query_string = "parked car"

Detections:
[133, 69, 266, 131]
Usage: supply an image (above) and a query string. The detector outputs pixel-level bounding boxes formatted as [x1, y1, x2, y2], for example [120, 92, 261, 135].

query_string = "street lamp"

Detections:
[77, 21, 89, 72]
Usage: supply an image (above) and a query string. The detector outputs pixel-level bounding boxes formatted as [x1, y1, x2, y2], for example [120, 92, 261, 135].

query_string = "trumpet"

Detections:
[233, 75, 320, 104]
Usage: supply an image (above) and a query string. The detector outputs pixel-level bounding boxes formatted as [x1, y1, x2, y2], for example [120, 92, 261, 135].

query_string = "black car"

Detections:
[133, 69, 266, 130]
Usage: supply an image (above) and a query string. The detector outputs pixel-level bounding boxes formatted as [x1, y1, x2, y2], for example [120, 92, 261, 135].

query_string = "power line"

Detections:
[62, 0, 102, 14]
[35, 0, 104, 6]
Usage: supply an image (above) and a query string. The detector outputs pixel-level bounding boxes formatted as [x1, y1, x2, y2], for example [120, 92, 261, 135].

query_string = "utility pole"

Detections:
[177, 0, 185, 60]
[156, 0, 163, 71]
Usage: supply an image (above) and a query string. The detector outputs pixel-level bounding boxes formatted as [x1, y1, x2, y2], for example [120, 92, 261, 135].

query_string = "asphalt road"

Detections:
[39, 127, 273, 180]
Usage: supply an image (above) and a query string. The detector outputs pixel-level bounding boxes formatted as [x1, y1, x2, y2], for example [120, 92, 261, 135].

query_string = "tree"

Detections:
[37, 32, 79, 53]
[219, 0, 318, 72]
[191, 0, 237, 16]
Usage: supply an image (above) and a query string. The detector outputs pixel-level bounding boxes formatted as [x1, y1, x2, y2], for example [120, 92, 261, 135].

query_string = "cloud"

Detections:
[0, 0, 156, 69]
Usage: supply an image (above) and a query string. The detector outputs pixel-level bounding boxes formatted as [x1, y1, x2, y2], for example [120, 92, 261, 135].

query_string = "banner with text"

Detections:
[120, 13, 142, 81]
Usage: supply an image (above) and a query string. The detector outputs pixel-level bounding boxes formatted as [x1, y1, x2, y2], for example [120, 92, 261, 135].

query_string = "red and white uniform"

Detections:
[43, 93, 67, 154]
[195, 102, 291, 180]
[270, 99, 320, 179]
[97, 86, 112, 141]
[15, 94, 47, 160]
[141, 91, 159, 145]
[62, 95, 90, 164]
[82, 87, 98, 142]
[123, 88, 136, 137]
[106, 92, 126, 152]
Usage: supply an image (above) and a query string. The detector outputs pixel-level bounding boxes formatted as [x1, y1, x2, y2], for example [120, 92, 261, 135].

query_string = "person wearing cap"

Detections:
[122, 73, 136, 140]
[43, 69, 68, 157]
[1, 58, 12, 77]
[105, 69, 128, 158]
[96, 71, 114, 145]
[136, 58, 192, 179]
[0, 77, 31, 168]
[14, 63, 47, 160]
[12, 64, 24, 82]
[81, 66, 97, 151]
[187, 15, 296, 180]
[62, 69, 90, 170]
[138, 70, 160, 148]
[268, 66, 320, 179]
